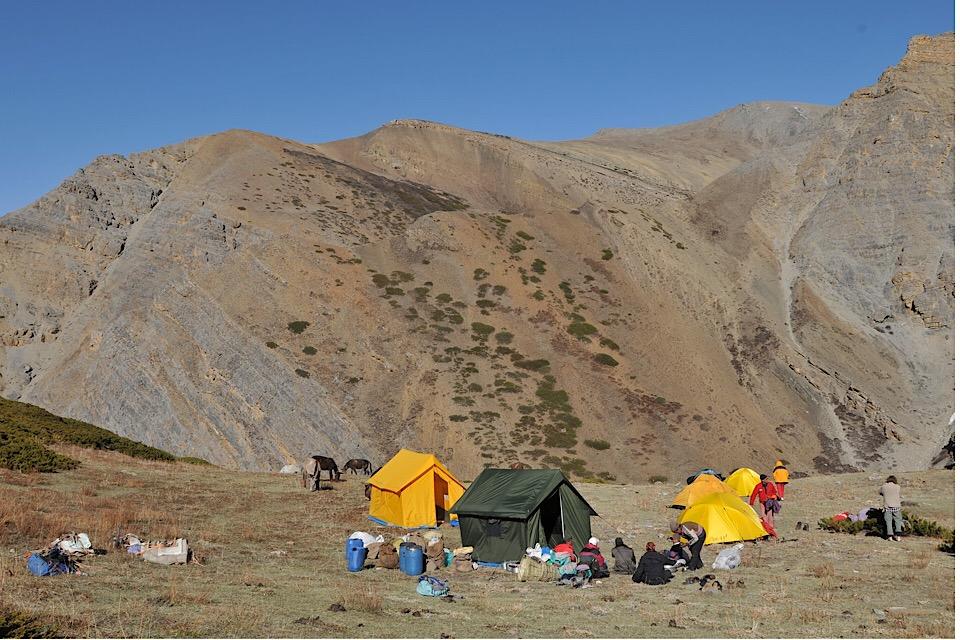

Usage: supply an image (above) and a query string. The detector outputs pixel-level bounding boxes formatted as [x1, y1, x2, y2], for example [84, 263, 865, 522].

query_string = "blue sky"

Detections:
[0, 1, 953, 214]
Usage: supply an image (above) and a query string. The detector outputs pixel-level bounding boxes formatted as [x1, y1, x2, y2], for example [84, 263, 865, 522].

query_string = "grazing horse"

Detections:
[301, 455, 341, 491]
[509, 461, 531, 470]
[343, 458, 373, 475]
[363, 465, 383, 500]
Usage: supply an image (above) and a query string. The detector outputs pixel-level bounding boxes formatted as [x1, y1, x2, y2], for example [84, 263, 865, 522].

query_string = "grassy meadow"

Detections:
[0, 447, 954, 638]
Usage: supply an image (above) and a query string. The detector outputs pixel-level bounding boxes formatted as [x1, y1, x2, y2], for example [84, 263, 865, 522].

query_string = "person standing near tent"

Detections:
[673, 521, 706, 571]
[879, 475, 903, 541]
[772, 460, 790, 499]
[611, 537, 636, 574]
[749, 474, 780, 528]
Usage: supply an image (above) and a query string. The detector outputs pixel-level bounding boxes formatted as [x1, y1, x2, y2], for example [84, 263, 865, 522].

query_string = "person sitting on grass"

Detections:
[674, 521, 706, 571]
[611, 537, 636, 574]
[552, 537, 577, 563]
[578, 537, 610, 579]
[632, 542, 679, 585]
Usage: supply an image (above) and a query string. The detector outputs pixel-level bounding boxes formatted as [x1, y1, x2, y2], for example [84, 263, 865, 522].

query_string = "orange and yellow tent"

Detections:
[368, 449, 465, 527]
[671, 473, 737, 508]
[676, 492, 767, 544]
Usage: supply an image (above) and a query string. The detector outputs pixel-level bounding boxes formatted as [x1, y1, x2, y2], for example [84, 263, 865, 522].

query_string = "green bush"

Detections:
[495, 331, 514, 345]
[515, 359, 550, 372]
[818, 510, 953, 539]
[516, 230, 535, 241]
[939, 531, 955, 553]
[649, 475, 668, 483]
[436, 293, 453, 303]
[287, 321, 310, 334]
[476, 299, 496, 309]
[473, 268, 489, 281]
[599, 337, 620, 351]
[295, 369, 310, 378]
[585, 439, 611, 450]
[265, 341, 278, 349]
[594, 353, 619, 367]
[371, 273, 391, 288]
[601, 249, 613, 260]
[471, 322, 495, 339]
[0, 605, 61, 638]
[531, 259, 547, 274]
[0, 396, 176, 473]
[449, 415, 469, 422]
[567, 321, 598, 340]
[303, 346, 317, 355]
[178, 456, 212, 465]
[385, 287, 404, 296]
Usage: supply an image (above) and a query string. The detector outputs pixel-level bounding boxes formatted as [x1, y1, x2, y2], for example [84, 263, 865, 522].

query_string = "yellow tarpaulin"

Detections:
[676, 492, 767, 544]
[725, 467, 761, 498]
[671, 473, 736, 508]
[368, 449, 465, 527]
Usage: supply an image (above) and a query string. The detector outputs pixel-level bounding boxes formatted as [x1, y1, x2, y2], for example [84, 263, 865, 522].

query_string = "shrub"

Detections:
[532, 290, 545, 301]
[295, 369, 310, 378]
[471, 322, 495, 339]
[178, 456, 212, 465]
[495, 331, 514, 344]
[473, 268, 489, 281]
[507, 239, 527, 254]
[303, 346, 317, 355]
[938, 531, 955, 553]
[385, 287, 404, 296]
[391, 271, 415, 283]
[558, 282, 575, 303]
[649, 475, 668, 483]
[371, 274, 391, 288]
[594, 353, 619, 367]
[467, 383, 483, 393]
[601, 249, 613, 260]
[287, 321, 310, 334]
[599, 337, 620, 351]
[492, 285, 507, 296]
[818, 510, 953, 539]
[567, 321, 598, 340]
[531, 259, 547, 274]
[515, 359, 550, 372]
[476, 299, 496, 309]
[265, 341, 278, 349]
[585, 439, 611, 450]
[435, 293, 453, 303]
[0, 606, 60, 638]
[450, 415, 469, 422]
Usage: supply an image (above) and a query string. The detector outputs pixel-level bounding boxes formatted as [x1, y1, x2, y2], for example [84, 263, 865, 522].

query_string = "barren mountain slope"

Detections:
[0, 34, 952, 478]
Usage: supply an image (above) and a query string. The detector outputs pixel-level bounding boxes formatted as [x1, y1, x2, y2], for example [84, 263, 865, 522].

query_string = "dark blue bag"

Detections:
[27, 552, 71, 576]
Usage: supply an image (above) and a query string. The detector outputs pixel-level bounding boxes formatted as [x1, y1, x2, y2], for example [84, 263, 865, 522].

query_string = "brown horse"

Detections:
[301, 455, 341, 490]
[363, 465, 382, 500]
[343, 458, 373, 475]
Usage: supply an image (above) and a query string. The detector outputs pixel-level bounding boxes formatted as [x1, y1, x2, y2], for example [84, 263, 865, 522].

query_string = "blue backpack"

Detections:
[27, 553, 71, 577]
[416, 575, 449, 597]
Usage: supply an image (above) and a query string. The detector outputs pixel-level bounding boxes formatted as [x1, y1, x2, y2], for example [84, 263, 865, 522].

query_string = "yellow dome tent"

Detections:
[676, 492, 767, 544]
[671, 473, 736, 508]
[368, 449, 465, 527]
[725, 467, 761, 498]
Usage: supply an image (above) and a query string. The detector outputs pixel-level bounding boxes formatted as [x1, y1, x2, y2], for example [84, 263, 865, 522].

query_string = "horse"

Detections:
[363, 465, 382, 500]
[509, 461, 531, 470]
[301, 455, 341, 491]
[343, 458, 373, 475]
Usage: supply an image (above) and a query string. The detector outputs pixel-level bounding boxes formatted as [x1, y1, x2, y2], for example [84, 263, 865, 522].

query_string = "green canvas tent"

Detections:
[450, 468, 598, 563]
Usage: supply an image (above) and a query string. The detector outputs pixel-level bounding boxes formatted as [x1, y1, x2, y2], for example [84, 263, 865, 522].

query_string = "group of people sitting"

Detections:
[548, 521, 707, 586]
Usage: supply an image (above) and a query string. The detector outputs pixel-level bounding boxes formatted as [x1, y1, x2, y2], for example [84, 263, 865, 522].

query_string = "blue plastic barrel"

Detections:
[347, 544, 367, 572]
[345, 538, 366, 569]
[399, 542, 425, 576]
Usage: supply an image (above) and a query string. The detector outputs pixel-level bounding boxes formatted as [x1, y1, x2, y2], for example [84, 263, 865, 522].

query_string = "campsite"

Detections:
[1, 445, 953, 638]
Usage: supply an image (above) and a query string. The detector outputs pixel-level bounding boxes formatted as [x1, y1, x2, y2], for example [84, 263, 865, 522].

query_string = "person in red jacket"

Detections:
[749, 474, 780, 528]
[552, 538, 577, 563]
[578, 537, 610, 578]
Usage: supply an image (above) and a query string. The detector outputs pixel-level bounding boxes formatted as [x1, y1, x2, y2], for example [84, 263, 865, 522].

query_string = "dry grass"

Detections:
[909, 550, 933, 569]
[0, 451, 953, 638]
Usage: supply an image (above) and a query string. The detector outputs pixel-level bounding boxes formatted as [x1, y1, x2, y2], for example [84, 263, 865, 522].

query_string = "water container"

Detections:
[347, 544, 367, 572]
[399, 542, 425, 576]
[345, 538, 365, 567]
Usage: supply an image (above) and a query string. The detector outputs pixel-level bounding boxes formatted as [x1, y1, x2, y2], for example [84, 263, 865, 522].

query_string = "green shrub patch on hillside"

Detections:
[0, 397, 177, 473]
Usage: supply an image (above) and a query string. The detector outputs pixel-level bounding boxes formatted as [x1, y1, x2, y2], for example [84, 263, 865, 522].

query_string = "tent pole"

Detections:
[560, 490, 565, 538]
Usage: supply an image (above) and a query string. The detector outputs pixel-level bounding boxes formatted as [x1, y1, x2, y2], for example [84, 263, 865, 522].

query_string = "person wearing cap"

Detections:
[772, 459, 790, 499]
[611, 537, 636, 574]
[578, 536, 610, 578]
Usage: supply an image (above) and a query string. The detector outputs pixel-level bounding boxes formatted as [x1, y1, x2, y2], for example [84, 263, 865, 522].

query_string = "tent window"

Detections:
[485, 518, 504, 537]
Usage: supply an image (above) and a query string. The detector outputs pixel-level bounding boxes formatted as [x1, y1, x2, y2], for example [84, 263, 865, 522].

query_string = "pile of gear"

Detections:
[114, 533, 192, 565]
[26, 533, 102, 576]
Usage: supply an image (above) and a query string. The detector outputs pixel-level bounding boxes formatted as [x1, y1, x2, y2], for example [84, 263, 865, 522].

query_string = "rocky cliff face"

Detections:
[0, 34, 952, 477]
